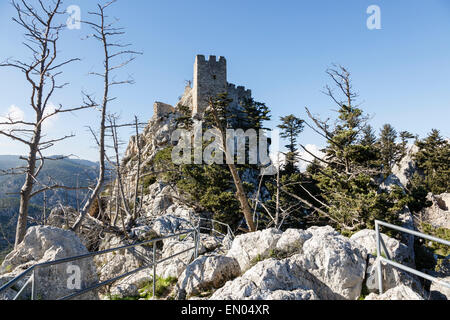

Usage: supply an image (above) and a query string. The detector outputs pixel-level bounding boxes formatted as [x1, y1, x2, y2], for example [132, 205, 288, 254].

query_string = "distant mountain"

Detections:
[0, 155, 103, 257]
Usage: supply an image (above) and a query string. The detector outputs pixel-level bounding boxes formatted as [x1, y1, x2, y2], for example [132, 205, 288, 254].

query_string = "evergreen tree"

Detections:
[377, 124, 401, 177]
[304, 66, 407, 234]
[176, 104, 194, 130]
[360, 125, 377, 146]
[240, 98, 271, 130]
[399, 130, 415, 159]
[277, 115, 304, 174]
[414, 129, 450, 194]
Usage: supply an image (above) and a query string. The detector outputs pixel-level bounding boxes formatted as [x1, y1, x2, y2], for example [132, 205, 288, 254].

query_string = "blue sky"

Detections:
[0, 0, 449, 161]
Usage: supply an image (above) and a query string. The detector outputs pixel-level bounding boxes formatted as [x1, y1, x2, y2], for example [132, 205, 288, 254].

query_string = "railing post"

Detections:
[152, 241, 157, 300]
[375, 221, 383, 295]
[31, 268, 36, 300]
[194, 227, 199, 260]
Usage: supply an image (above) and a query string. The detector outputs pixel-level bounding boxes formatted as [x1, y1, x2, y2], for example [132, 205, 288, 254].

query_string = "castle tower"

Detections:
[192, 55, 227, 115]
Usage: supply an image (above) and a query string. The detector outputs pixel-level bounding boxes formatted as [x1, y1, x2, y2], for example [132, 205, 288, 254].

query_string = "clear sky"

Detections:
[0, 0, 449, 162]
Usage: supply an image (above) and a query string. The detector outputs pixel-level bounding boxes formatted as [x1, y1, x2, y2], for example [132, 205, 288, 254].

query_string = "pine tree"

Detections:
[360, 125, 377, 146]
[277, 115, 304, 174]
[377, 124, 402, 177]
[303, 66, 407, 234]
[414, 129, 450, 194]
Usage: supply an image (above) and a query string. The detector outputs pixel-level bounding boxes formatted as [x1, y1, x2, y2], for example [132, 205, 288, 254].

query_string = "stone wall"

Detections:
[192, 55, 227, 115]
[153, 101, 175, 119]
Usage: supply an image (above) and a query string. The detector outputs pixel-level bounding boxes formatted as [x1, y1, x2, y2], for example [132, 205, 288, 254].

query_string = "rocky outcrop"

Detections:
[175, 254, 240, 299]
[209, 257, 337, 300]
[275, 228, 311, 255]
[350, 229, 413, 264]
[365, 285, 423, 300]
[295, 226, 367, 300]
[350, 229, 418, 293]
[0, 226, 98, 300]
[156, 239, 206, 279]
[391, 145, 419, 188]
[429, 277, 450, 300]
[211, 226, 367, 300]
[420, 193, 450, 229]
[109, 269, 153, 299]
[226, 228, 283, 272]
[94, 233, 154, 283]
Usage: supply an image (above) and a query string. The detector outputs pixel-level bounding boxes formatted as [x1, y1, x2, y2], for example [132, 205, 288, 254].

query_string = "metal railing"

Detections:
[375, 220, 450, 295]
[197, 217, 235, 240]
[0, 228, 200, 300]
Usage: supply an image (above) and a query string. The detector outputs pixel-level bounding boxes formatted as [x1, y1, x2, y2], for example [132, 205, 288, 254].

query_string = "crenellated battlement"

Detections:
[180, 55, 254, 117]
[196, 55, 227, 65]
[192, 54, 228, 115]
[153, 55, 253, 121]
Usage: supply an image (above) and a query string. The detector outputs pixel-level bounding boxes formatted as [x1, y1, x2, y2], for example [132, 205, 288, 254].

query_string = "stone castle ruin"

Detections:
[153, 55, 252, 119]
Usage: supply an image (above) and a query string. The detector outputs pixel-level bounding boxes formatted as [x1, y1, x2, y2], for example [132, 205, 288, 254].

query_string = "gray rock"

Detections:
[152, 214, 194, 237]
[226, 228, 283, 272]
[0, 226, 98, 300]
[176, 254, 240, 299]
[420, 193, 450, 229]
[296, 228, 367, 300]
[365, 285, 423, 300]
[429, 276, 450, 300]
[350, 229, 419, 293]
[350, 229, 413, 265]
[275, 228, 312, 255]
[391, 145, 419, 188]
[109, 269, 153, 299]
[156, 239, 205, 279]
[306, 225, 340, 238]
[210, 257, 341, 300]
[94, 233, 154, 284]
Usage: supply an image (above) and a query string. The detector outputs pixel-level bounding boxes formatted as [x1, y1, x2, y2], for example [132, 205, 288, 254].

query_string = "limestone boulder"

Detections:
[275, 229, 312, 255]
[109, 269, 153, 299]
[156, 239, 205, 279]
[350, 229, 419, 293]
[209, 257, 340, 300]
[94, 233, 153, 283]
[295, 227, 367, 300]
[152, 214, 194, 237]
[429, 276, 450, 300]
[421, 193, 450, 229]
[0, 226, 98, 300]
[226, 228, 283, 272]
[391, 144, 419, 188]
[350, 229, 413, 265]
[175, 254, 240, 299]
[365, 285, 423, 300]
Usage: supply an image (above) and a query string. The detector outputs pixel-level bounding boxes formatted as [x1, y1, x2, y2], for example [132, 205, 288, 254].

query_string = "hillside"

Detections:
[0, 155, 102, 257]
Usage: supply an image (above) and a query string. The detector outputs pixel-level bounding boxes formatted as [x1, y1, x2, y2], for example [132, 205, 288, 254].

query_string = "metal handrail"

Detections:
[0, 228, 199, 300]
[375, 220, 450, 295]
[197, 217, 235, 239]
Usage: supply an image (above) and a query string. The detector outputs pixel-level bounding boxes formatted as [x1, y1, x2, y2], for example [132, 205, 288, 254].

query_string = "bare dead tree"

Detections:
[0, 0, 94, 248]
[108, 114, 131, 234]
[71, 0, 141, 231]
[132, 116, 143, 220]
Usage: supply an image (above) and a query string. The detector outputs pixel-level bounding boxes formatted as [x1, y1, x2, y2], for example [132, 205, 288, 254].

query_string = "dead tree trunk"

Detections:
[1, 1, 90, 247]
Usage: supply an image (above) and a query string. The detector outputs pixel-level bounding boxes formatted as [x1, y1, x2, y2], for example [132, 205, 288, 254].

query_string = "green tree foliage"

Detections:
[377, 124, 403, 177]
[277, 115, 304, 174]
[360, 125, 377, 147]
[176, 104, 194, 130]
[239, 98, 271, 130]
[414, 129, 450, 194]
[306, 66, 408, 234]
[154, 94, 271, 232]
